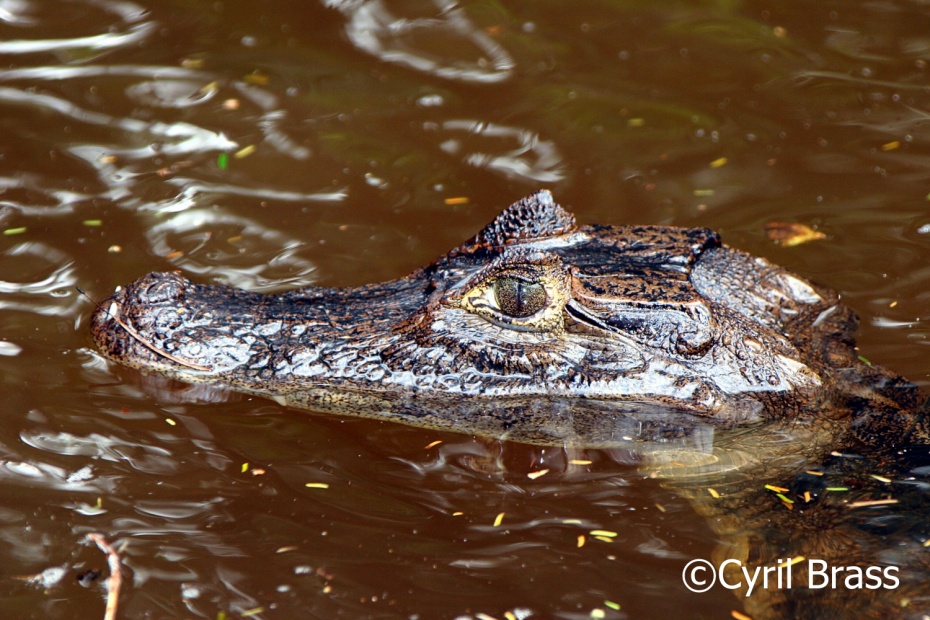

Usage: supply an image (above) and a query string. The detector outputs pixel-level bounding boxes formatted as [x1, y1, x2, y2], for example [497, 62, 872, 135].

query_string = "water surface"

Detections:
[2, 0, 930, 618]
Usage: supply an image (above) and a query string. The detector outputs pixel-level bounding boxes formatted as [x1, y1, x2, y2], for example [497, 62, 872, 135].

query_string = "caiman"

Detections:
[90, 190, 930, 619]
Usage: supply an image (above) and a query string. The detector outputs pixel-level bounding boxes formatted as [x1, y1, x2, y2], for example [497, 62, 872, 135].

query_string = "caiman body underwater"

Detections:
[91, 191, 930, 619]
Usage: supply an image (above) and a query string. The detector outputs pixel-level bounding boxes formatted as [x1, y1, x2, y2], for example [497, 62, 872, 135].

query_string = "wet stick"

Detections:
[86, 533, 121, 620]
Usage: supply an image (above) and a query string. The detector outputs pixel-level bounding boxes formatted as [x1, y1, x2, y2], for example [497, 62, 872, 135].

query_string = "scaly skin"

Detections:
[91, 191, 929, 617]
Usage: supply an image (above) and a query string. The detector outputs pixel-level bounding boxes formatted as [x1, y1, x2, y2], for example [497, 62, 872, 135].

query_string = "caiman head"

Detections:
[91, 191, 857, 446]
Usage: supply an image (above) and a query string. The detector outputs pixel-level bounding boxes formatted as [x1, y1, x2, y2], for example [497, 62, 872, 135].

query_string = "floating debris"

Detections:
[764, 221, 826, 247]
[235, 144, 256, 159]
[847, 499, 899, 509]
[527, 468, 549, 479]
[87, 533, 122, 620]
[493, 512, 505, 527]
[304, 482, 330, 489]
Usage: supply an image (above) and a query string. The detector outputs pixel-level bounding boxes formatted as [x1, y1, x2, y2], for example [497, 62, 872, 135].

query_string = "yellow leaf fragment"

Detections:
[577, 535, 586, 548]
[881, 140, 901, 151]
[443, 196, 470, 206]
[527, 468, 550, 479]
[234, 145, 256, 159]
[241, 462, 249, 473]
[493, 512, 505, 527]
[569, 459, 592, 465]
[304, 482, 330, 489]
[589, 530, 618, 538]
[732, 610, 754, 620]
[764, 221, 826, 247]
[243, 72, 269, 86]
[424, 440, 443, 449]
[710, 157, 728, 168]
[707, 488, 720, 498]
[764, 484, 789, 493]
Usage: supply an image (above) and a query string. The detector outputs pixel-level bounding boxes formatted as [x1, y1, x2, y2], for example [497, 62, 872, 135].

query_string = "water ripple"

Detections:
[0, 0, 154, 55]
[435, 119, 565, 183]
[327, 0, 514, 83]
[144, 207, 318, 291]
[19, 430, 179, 475]
[0, 242, 79, 317]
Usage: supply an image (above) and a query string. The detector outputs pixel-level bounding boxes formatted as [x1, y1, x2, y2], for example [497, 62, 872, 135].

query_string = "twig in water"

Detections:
[77, 287, 213, 372]
[87, 533, 122, 620]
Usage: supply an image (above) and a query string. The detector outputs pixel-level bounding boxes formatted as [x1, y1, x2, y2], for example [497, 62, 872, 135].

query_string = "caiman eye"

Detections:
[448, 252, 570, 333]
[494, 277, 547, 318]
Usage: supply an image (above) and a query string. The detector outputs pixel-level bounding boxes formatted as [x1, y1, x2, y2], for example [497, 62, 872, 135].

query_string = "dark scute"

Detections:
[471, 190, 576, 248]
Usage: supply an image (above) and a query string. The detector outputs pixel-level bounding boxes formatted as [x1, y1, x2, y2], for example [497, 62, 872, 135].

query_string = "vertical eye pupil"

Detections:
[494, 277, 547, 317]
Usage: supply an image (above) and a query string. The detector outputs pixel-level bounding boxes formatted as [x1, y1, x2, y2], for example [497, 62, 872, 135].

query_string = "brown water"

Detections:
[3, 0, 930, 618]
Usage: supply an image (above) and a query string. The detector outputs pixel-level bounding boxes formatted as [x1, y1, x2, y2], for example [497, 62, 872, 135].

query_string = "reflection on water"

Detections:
[328, 0, 515, 83]
[2, 0, 930, 618]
